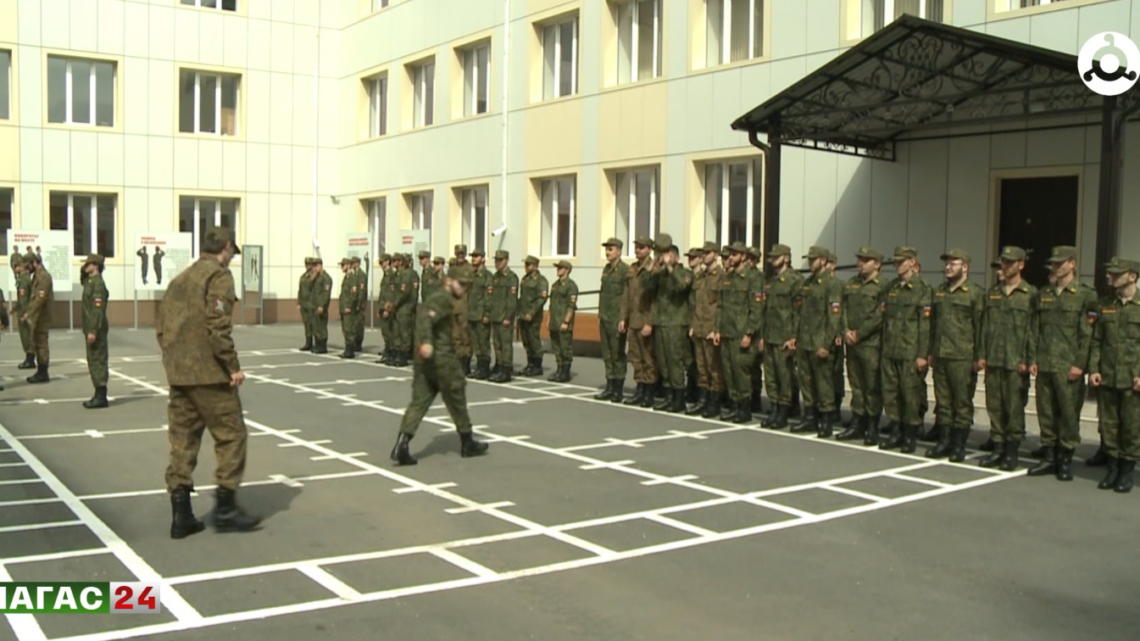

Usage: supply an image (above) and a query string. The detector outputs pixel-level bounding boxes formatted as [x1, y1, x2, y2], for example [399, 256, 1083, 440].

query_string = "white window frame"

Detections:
[996, 0, 1071, 12]
[181, 196, 240, 258]
[48, 56, 115, 127]
[849, 0, 945, 39]
[463, 44, 491, 116]
[53, 193, 117, 258]
[180, 0, 238, 10]
[460, 186, 490, 252]
[373, 0, 390, 10]
[616, 0, 662, 84]
[706, 0, 762, 67]
[367, 198, 387, 260]
[368, 75, 387, 137]
[181, 70, 239, 136]
[412, 60, 435, 128]
[703, 159, 762, 248]
[540, 176, 577, 258]
[542, 16, 579, 100]
[614, 167, 660, 257]
[0, 49, 10, 121]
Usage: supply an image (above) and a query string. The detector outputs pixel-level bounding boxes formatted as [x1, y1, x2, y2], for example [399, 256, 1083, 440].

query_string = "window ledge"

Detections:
[532, 92, 580, 106]
[453, 110, 495, 123]
[42, 121, 122, 134]
[176, 4, 247, 18]
[689, 55, 770, 77]
[600, 76, 668, 94]
[404, 122, 441, 133]
[173, 131, 246, 142]
[988, 0, 1114, 22]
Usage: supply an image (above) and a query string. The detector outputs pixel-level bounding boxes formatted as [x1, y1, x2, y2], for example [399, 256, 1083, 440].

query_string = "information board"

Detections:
[134, 233, 193, 291]
[397, 229, 432, 259]
[9, 229, 73, 290]
[242, 245, 263, 294]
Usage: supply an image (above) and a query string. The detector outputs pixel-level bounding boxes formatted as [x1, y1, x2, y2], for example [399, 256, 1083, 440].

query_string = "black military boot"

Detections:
[879, 422, 904, 450]
[476, 357, 492, 380]
[462, 357, 472, 376]
[487, 364, 505, 382]
[733, 400, 752, 424]
[460, 430, 489, 458]
[1114, 459, 1135, 493]
[924, 424, 953, 459]
[721, 398, 737, 421]
[83, 386, 109, 409]
[520, 357, 537, 377]
[639, 383, 657, 408]
[390, 432, 417, 466]
[702, 391, 721, 418]
[299, 337, 313, 351]
[379, 348, 391, 364]
[310, 339, 326, 354]
[899, 424, 919, 454]
[791, 408, 817, 434]
[979, 438, 995, 452]
[169, 487, 205, 540]
[18, 353, 35, 369]
[1098, 457, 1120, 490]
[816, 411, 836, 439]
[339, 344, 356, 359]
[919, 422, 941, 444]
[654, 388, 675, 412]
[761, 405, 778, 428]
[998, 440, 1020, 471]
[686, 390, 708, 416]
[836, 415, 865, 441]
[595, 379, 616, 401]
[863, 415, 881, 446]
[979, 442, 1007, 469]
[1027, 446, 1057, 477]
[770, 404, 790, 429]
[948, 429, 969, 463]
[623, 383, 645, 405]
[1055, 447, 1075, 481]
[26, 364, 49, 384]
[212, 487, 261, 533]
[610, 380, 627, 404]
[1086, 435, 1108, 467]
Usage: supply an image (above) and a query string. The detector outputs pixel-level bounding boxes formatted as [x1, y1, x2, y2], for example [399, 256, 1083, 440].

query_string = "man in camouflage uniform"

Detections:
[487, 250, 519, 382]
[376, 254, 395, 363]
[978, 246, 1037, 471]
[620, 236, 658, 407]
[926, 249, 984, 462]
[1027, 246, 1098, 480]
[156, 228, 259, 538]
[517, 256, 549, 377]
[447, 248, 475, 375]
[338, 258, 360, 359]
[309, 257, 332, 354]
[14, 257, 35, 369]
[81, 254, 110, 409]
[827, 252, 846, 417]
[350, 256, 368, 351]
[389, 272, 489, 466]
[393, 254, 420, 366]
[878, 247, 932, 453]
[595, 238, 628, 402]
[297, 257, 316, 351]
[760, 244, 803, 429]
[419, 251, 441, 302]
[467, 249, 492, 379]
[688, 241, 724, 417]
[647, 234, 694, 413]
[743, 247, 766, 413]
[717, 242, 763, 423]
[684, 248, 703, 404]
[837, 247, 885, 444]
[547, 260, 578, 382]
[21, 253, 53, 384]
[1089, 256, 1140, 493]
[792, 246, 844, 437]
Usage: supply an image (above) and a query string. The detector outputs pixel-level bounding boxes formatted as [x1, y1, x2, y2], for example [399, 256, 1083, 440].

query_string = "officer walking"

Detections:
[716, 242, 762, 423]
[760, 244, 802, 429]
[547, 260, 578, 382]
[297, 257, 315, 351]
[517, 256, 549, 377]
[14, 257, 35, 369]
[310, 258, 332, 354]
[793, 246, 844, 437]
[837, 247, 885, 444]
[21, 253, 53, 384]
[879, 247, 932, 453]
[81, 254, 110, 409]
[156, 228, 259, 538]
[487, 250, 519, 382]
[595, 238, 628, 402]
[620, 237, 658, 407]
[648, 234, 694, 413]
[689, 241, 725, 417]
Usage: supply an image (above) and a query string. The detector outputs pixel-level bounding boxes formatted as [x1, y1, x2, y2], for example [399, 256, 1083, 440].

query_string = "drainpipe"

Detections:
[748, 126, 780, 250]
[491, 0, 511, 239]
[312, 2, 322, 253]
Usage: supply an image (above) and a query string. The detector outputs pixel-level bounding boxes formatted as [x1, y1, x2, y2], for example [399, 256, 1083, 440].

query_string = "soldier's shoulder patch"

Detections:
[400, 283, 406, 290]
[413, 281, 418, 287]
[351, 285, 358, 293]
[540, 290, 547, 298]
[569, 295, 577, 302]
[760, 291, 768, 301]
[880, 301, 887, 311]
[510, 286, 517, 293]
[325, 284, 331, 291]
[1087, 310, 1099, 324]
[753, 292, 763, 302]
[922, 306, 932, 318]
[94, 298, 103, 307]
[37, 290, 45, 298]
[831, 301, 841, 313]
[214, 299, 226, 313]
[487, 286, 494, 293]
[935, 291, 946, 297]
[428, 309, 436, 319]
[17, 289, 23, 295]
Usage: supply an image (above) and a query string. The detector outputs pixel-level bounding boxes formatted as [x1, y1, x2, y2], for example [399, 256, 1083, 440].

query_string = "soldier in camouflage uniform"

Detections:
[157, 228, 259, 538]
[487, 250, 519, 382]
[688, 241, 724, 417]
[879, 247, 932, 453]
[827, 252, 846, 417]
[716, 242, 763, 423]
[517, 256, 549, 377]
[547, 260, 578, 382]
[467, 249, 493, 379]
[595, 238, 629, 402]
[21, 253, 53, 384]
[297, 257, 316, 351]
[376, 254, 395, 363]
[759, 244, 802, 428]
[389, 272, 489, 466]
[978, 246, 1037, 471]
[743, 247, 766, 413]
[620, 236, 658, 407]
[647, 234, 694, 413]
[309, 257, 332, 354]
[1026, 246, 1098, 480]
[837, 246, 885, 444]
[419, 251, 441, 302]
[393, 254, 420, 366]
[1088, 257, 1140, 493]
[337, 258, 359, 359]
[14, 258, 35, 369]
[792, 246, 845, 437]
[447, 248, 475, 375]
[350, 256, 367, 352]
[926, 249, 984, 462]
[81, 254, 110, 409]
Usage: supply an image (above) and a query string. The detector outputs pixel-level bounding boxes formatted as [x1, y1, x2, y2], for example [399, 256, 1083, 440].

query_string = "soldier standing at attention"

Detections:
[310, 258, 331, 354]
[1026, 246, 1098, 480]
[14, 258, 35, 370]
[684, 248, 703, 404]
[487, 250, 519, 382]
[1088, 256, 1140, 493]
[350, 256, 367, 353]
[547, 260, 578, 382]
[743, 247, 766, 414]
[156, 228, 259, 538]
[389, 272, 489, 466]
[827, 252, 846, 417]
[878, 247, 932, 453]
[837, 247, 885, 444]
[648, 234, 694, 413]
[595, 238, 629, 402]
[418, 251, 440, 302]
[81, 254, 110, 409]
[688, 241, 725, 417]
[467, 249, 492, 379]
[760, 244, 802, 429]
[21, 253, 53, 384]
[297, 257, 315, 351]
[977, 246, 1037, 470]
[394, 254, 420, 367]
[620, 237, 658, 407]
[925, 249, 984, 462]
[913, 257, 936, 441]
[792, 247, 844, 438]
[716, 242, 763, 423]
[517, 256, 549, 377]
[338, 258, 359, 359]
[445, 252, 474, 375]
[376, 254, 394, 363]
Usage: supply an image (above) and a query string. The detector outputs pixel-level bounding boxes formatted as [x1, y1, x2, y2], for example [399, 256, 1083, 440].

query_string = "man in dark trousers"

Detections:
[81, 254, 110, 409]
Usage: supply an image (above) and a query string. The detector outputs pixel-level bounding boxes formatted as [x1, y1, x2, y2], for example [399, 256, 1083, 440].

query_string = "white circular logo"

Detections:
[1078, 32, 1140, 96]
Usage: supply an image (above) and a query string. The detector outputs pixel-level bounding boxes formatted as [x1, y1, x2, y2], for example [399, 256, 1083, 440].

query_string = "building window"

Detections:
[463, 44, 490, 116]
[0, 188, 12, 255]
[412, 60, 435, 128]
[847, 0, 945, 39]
[178, 196, 239, 257]
[49, 192, 117, 258]
[367, 75, 387, 137]
[614, 167, 659, 256]
[373, 0, 390, 10]
[178, 69, 239, 136]
[995, 0, 1074, 12]
[542, 16, 578, 100]
[47, 56, 116, 127]
[411, 192, 433, 230]
[460, 186, 489, 253]
[0, 50, 10, 120]
[703, 158, 763, 248]
[180, 0, 238, 10]
[539, 176, 576, 257]
[367, 198, 387, 259]
[616, 0, 662, 84]
[705, 0, 763, 67]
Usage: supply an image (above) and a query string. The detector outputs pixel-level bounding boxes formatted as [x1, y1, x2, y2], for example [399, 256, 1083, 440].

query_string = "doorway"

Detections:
[997, 175, 1079, 289]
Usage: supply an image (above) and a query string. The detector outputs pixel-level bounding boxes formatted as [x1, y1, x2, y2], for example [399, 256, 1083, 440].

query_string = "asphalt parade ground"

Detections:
[0, 324, 1137, 641]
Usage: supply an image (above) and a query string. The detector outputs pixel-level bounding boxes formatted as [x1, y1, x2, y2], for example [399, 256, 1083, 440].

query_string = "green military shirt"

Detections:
[518, 270, 549, 323]
[599, 259, 627, 325]
[980, 279, 1038, 369]
[931, 279, 984, 361]
[155, 257, 239, 386]
[1089, 290, 1140, 389]
[487, 267, 518, 324]
[312, 271, 332, 311]
[621, 256, 656, 329]
[415, 289, 457, 355]
[15, 272, 31, 313]
[355, 269, 371, 312]
[378, 267, 393, 309]
[468, 266, 490, 321]
[795, 271, 844, 352]
[844, 274, 884, 350]
[338, 272, 355, 316]
[1034, 280, 1098, 374]
[716, 266, 763, 338]
[396, 267, 419, 312]
[648, 263, 694, 327]
[762, 268, 802, 345]
[881, 274, 932, 361]
[548, 276, 578, 329]
[421, 266, 441, 302]
[82, 273, 109, 334]
[297, 272, 313, 310]
[691, 264, 723, 337]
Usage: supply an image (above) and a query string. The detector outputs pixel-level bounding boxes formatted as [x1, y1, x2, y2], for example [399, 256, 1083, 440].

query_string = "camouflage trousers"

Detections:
[598, 319, 626, 380]
[395, 309, 415, 350]
[654, 325, 688, 389]
[796, 348, 837, 413]
[518, 318, 543, 360]
[833, 343, 846, 407]
[719, 337, 752, 401]
[400, 356, 472, 437]
[763, 344, 796, 406]
[492, 323, 513, 367]
[933, 358, 975, 431]
[694, 335, 724, 393]
[627, 327, 657, 384]
[300, 306, 313, 338]
[549, 325, 574, 365]
[1097, 386, 1140, 461]
[312, 308, 329, 342]
[882, 357, 925, 426]
[380, 312, 395, 349]
[86, 330, 109, 387]
[470, 320, 491, 359]
[18, 317, 31, 353]
[1035, 371, 1086, 450]
[846, 344, 882, 418]
[165, 384, 247, 492]
[341, 311, 359, 347]
[984, 367, 1029, 443]
[32, 319, 49, 366]
[453, 314, 472, 360]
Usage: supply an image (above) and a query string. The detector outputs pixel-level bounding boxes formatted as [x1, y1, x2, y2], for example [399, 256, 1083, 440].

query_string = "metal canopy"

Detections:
[731, 14, 1135, 160]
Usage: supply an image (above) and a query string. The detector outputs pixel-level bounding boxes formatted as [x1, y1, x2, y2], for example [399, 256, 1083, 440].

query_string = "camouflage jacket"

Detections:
[156, 257, 240, 386]
[1089, 290, 1140, 389]
[980, 280, 1038, 369]
[1034, 280, 1098, 373]
[931, 279, 985, 361]
[82, 273, 109, 334]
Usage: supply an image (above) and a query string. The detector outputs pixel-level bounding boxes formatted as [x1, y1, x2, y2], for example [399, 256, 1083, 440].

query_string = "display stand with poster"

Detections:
[133, 232, 193, 329]
[345, 232, 371, 327]
[241, 245, 263, 325]
[10, 229, 75, 331]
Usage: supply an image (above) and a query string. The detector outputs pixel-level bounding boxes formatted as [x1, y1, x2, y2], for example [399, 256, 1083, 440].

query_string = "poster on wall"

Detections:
[134, 232, 193, 291]
[9, 229, 73, 291]
[397, 229, 431, 260]
[242, 245, 263, 294]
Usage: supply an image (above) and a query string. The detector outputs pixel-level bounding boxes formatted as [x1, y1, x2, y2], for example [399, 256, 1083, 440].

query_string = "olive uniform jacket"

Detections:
[156, 257, 241, 386]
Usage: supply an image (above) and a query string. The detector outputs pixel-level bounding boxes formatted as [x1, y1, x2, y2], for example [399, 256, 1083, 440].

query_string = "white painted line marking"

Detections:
[667, 430, 709, 440]
[744, 498, 816, 519]
[18, 426, 168, 440]
[578, 460, 636, 470]
[444, 501, 515, 515]
[2, 548, 113, 566]
[311, 452, 367, 461]
[84, 429, 104, 439]
[0, 520, 84, 534]
[603, 437, 644, 449]
[643, 514, 716, 537]
[0, 564, 48, 641]
[885, 472, 953, 488]
[268, 474, 304, 488]
[78, 470, 377, 501]
[0, 462, 27, 468]
[0, 478, 43, 486]
[393, 482, 457, 494]
[0, 497, 63, 508]
[640, 474, 698, 486]
[820, 484, 890, 504]
[429, 549, 499, 578]
[279, 440, 331, 448]
[297, 565, 362, 601]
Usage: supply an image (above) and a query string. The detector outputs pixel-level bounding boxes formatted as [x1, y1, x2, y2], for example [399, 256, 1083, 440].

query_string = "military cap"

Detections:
[351, 255, 362, 264]
[433, 256, 445, 264]
[701, 241, 719, 254]
[312, 256, 324, 264]
[1104, 256, 1140, 274]
[990, 258, 1001, 269]
[720, 245, 731, 258]
[767, 244, 792, 260]
[23, 252, 36, 264]
[826, 250, 839, 263]
[454, 244, 468, 253]
[892, 246, 918, 261]
[601, 237, 624, 248]
[999, 245, 1027, 261]
[726, 241, 748, 254]
[378, 252, 390, 262]
[855, 246, 884, 261]
[83, 253, 105, 266]
[340, 257, 351, 265]
[803, 245, 831, 260]
[1048, 245, 1079, 263]
[417, 250, 431, 259]
[685, 247, 704, 258]
[940, 248, 972, 263]
[304, 257, 315, 265]
[746, 246, 761, 260]
[205, 227, 240, 254]
[553, 259, 573, 269]
[653, 233, 676, 252]
[524, 255, 539, 265]
[448, 257, 457, 266]
[493, 249, 510, 260]
[633, 235, 654, 248]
